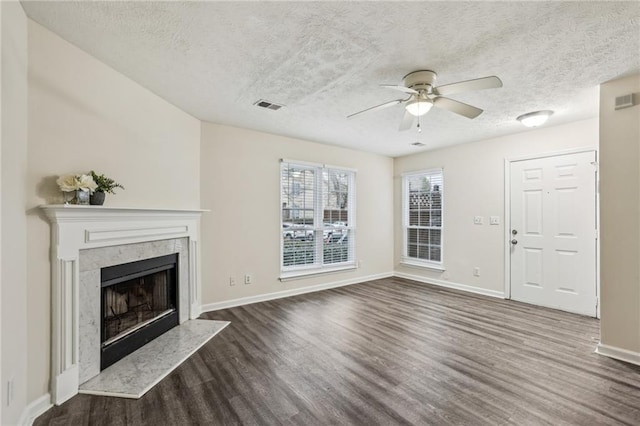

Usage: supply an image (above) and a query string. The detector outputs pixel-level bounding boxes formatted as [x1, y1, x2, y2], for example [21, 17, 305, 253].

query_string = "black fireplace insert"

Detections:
[100, 253, 179, 370]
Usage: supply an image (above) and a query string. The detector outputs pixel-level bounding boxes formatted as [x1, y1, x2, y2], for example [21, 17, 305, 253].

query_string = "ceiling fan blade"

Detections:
[380, 84, 418, 95]
[347, 99, 405, 119]
[434, 76, 503, 96]
[399, 109, 415, 131]
[433, 97, 483, 119]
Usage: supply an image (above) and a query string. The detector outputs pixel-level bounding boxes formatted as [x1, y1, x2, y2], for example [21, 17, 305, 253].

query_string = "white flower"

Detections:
[56, 174, 79, 192]
[57, 173, 98, 193]
[77, 174, 98, 193]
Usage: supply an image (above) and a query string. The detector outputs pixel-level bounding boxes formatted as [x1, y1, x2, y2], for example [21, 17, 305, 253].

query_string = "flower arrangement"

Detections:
[90, 171, 125, 194]
[56, 174, 98, 193]
[56, 171, 124, 205]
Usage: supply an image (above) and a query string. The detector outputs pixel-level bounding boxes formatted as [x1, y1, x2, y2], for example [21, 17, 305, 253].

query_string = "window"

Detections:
[402, 169, 443, 269]
[280, 160, 355, 278]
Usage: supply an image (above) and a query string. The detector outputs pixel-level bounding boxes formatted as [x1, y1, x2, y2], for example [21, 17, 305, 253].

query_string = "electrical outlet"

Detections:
[244, 274, 252, 285]
[473, 267, 480, 277]
[490, 216, 500, 225]
[474, 216, 484, 225]
[229, 276, 235, 286]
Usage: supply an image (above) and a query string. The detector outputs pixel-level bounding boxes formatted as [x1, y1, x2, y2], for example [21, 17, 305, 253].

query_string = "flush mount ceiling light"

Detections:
[517, 110, 554, 127]
[405, 98, 433, 116]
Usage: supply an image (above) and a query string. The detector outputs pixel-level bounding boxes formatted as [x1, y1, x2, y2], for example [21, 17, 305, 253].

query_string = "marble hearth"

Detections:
[41, 205, 206, 405]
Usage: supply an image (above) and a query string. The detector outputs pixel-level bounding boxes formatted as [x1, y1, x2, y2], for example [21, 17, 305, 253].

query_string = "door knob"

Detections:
[511, 239, 518, 245]
[512, 229, 518, 235]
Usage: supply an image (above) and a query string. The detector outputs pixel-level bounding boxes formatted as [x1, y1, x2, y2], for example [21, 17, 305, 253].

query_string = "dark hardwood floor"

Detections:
[35, 277, 640, 425]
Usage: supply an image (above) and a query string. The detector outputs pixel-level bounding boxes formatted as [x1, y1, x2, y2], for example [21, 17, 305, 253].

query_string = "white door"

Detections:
[509, 151, 597, 316]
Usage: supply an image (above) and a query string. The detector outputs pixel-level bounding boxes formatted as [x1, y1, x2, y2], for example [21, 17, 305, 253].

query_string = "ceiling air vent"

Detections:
[411, 142, 426, 147]
[254, 99, 285, 111]
[614, 94, 635, 110]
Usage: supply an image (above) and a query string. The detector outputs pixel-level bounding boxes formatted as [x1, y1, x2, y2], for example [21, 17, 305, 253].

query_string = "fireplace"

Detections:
[101, 253, 179, 370]
[41, 206, 204, 404]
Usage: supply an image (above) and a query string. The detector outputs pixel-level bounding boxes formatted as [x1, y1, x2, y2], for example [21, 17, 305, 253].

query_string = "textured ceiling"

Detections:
[21, 1, 640, 157]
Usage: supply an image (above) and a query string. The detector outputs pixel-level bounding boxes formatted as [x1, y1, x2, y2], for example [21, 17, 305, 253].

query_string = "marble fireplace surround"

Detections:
[78, 238, 189, 384]
[41, 205, 206, 405]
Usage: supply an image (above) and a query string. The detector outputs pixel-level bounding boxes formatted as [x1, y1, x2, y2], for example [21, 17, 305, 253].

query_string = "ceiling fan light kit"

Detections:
[517, 110, 554, 127]
[348, 69, 503, 131]
[405, 99, 433, 116]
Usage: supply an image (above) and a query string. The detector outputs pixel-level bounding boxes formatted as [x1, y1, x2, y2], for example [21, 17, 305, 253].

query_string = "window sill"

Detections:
[279, 263, 357, 282]
[400, 258, 445, 272]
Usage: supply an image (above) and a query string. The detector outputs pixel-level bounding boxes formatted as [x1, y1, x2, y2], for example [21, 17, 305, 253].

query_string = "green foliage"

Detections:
[90, 171, 124, 194]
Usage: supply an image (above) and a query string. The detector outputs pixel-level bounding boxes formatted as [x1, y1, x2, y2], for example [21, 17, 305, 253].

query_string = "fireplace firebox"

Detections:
[100, 253, 179, 370]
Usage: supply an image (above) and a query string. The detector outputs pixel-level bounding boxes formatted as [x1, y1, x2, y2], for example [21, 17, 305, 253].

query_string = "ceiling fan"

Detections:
[347, 70, 503, 131]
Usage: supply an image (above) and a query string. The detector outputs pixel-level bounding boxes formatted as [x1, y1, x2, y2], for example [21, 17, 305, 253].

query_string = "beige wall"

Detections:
[1, 1, 28, 424]
[26, 21, 201, 402]
[394, 118, 598, 295]
[599, 74, 640, 353]
[200, 122, 394, 306]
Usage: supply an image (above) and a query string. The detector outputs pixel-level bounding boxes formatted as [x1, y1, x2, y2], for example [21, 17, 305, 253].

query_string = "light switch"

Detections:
[474, 216, 483, 225]
[490, 216, 500, 225]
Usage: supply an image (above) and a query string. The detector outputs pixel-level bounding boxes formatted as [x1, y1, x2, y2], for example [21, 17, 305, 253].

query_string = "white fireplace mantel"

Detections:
[40, 205, 207, 405]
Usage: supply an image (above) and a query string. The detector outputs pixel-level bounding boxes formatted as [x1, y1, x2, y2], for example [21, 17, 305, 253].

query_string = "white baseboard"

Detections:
[595, 343, 640, 366]
[201, 271, 506, 313]
[19, 393, 52, 426]
[393, 271, 505, 299]
[201, 272, 393, 312]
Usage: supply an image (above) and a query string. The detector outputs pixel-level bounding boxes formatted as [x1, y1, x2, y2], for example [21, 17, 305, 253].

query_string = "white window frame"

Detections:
[401, 168, 445, 271]
[280, 159, 356, 280]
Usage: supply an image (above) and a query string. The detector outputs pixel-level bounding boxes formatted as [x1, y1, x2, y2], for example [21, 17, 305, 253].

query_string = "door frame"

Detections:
[503, 147, 600, 318]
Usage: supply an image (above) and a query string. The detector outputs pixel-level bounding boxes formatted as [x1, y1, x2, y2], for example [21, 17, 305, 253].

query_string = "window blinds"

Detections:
[404, 169, 443, 264]
[281, 160, 356, 273]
